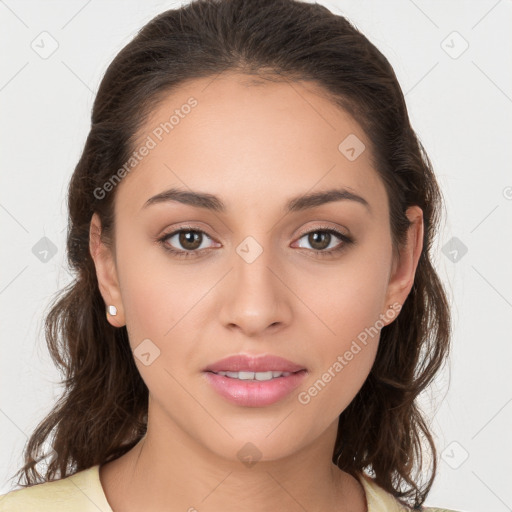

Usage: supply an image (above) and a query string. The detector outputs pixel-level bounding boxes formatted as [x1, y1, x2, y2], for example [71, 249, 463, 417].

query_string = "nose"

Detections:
[217, 240, 292, 337]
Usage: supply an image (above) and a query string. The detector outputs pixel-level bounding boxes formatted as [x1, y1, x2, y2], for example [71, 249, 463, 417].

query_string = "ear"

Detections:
[382, 205, 424, 324]
[89, 212, 125, 328]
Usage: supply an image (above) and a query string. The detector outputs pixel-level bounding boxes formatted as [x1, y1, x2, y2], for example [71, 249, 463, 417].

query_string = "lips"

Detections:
[204, 370, 307, 407]
[203, 354, 306, 374]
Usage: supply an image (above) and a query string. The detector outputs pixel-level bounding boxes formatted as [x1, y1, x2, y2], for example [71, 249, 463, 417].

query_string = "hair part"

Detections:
[12, 0, 451, 508]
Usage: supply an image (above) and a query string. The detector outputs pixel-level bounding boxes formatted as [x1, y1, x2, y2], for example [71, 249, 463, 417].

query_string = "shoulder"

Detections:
[0, 465, 112, 512]
[356, 472, 463, 512]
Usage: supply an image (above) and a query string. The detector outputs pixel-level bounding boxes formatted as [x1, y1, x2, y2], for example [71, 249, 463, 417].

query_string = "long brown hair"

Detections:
[12, 0, 451, 508]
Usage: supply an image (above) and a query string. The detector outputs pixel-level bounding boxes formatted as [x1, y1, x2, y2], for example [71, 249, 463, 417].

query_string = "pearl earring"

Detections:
[107, 305, 117, 316]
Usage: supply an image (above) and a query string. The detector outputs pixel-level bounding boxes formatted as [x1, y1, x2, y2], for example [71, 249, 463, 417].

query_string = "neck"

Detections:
[100, 412, 367, 512]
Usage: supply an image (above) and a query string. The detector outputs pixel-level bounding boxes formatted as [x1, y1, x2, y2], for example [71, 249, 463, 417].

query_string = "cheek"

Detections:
[115, 226, 211, 342]
[116, 252, 208, 402]
[119, 263, 205, 348]
[295, 238, 392, 414]
[305, 231, 392, 340]
[296, 285, 382, 420]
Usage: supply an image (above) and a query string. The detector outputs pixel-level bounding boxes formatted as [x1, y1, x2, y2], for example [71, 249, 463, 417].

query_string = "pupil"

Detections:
[310, 232, 330, 250]
[180, 231, 201, 250]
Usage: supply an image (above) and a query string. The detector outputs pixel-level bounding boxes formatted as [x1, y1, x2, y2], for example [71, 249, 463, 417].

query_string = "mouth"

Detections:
[205, 369, 306, 381]
[203, 369, 308, 407]
[203, 353, 307, 374]
[202, 354, 308, 407]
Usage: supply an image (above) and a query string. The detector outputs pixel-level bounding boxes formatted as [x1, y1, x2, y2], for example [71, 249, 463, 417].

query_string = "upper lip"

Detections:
[203, 354, 306, 373]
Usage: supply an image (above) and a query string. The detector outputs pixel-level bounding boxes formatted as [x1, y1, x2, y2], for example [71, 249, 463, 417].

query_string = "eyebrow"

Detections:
[142, 187, 371, 214]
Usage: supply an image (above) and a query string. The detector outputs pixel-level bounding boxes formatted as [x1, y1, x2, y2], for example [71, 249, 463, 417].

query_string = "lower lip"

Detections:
[204, 370, 308, 407]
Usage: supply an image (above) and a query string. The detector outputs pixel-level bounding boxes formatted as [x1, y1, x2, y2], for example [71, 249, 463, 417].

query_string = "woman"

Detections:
[0, 0, 458, 510]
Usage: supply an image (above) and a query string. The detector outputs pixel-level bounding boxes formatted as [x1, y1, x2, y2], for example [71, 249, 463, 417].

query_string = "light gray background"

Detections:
[1, 1, 511, 510]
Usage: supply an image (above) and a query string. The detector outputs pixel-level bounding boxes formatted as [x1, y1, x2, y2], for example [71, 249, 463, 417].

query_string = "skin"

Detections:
[89, 72, 423, 512]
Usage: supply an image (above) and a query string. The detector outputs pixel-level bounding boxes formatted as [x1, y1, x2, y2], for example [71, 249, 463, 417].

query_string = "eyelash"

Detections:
[156, 225, 354, 259]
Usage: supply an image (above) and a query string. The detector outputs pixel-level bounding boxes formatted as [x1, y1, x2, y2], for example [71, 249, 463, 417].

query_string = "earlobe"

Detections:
[89, 213, 125, 328]
[382, 206, 424, 321]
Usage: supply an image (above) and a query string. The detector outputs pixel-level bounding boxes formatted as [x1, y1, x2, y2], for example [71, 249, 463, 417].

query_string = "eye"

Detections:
[157, 227, 217, 259]
[157, 225, 354, 259]
[293, 227, 353, 257]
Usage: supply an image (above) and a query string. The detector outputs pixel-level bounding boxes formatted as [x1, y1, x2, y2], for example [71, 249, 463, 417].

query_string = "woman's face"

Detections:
[91, 72, 422, 462]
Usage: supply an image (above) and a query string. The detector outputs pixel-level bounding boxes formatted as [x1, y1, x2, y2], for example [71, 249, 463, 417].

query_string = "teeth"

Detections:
[215, 370, 292, 380]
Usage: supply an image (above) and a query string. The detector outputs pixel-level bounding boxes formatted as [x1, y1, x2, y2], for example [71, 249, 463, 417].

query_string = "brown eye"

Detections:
[292, 227, 354, 258]
[295, 229, 348, 253]
[177, 230, 203, 250]
[307, 231, 332, 251]
[160, 228, 216, 256]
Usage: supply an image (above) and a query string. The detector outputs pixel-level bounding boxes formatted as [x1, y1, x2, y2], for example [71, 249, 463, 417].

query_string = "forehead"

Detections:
[116, 72, 387, 217]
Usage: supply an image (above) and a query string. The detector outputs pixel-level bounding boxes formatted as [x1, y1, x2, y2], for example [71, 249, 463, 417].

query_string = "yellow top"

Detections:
[0, 465, 459, 511]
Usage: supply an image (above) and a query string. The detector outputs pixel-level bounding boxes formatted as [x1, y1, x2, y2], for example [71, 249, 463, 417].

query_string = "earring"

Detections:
[107, 305, 118, 316]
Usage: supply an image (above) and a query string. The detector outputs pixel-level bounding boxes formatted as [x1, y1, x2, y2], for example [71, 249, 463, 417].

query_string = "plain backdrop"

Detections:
[1, 1, 511, 511]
